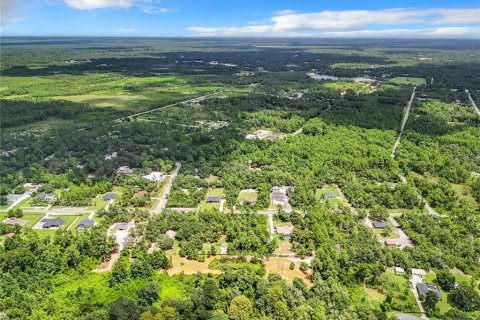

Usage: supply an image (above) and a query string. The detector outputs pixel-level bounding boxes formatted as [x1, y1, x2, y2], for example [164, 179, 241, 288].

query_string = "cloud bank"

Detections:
[188, 8, 480, 38]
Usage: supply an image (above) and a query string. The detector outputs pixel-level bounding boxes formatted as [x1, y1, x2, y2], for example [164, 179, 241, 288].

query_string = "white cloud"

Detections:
[188, 8, 480, 38]
[65, 0, 134, 9]
[116, 27, 135, 32]
[320, 27, 479, 39]
[63, 0, 173, 13]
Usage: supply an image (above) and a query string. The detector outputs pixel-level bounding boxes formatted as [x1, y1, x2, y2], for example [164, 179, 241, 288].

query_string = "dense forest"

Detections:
[0, 38, 479, 320]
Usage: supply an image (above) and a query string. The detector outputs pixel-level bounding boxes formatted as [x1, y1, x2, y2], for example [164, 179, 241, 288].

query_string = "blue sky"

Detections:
[1, 0, 479, 38]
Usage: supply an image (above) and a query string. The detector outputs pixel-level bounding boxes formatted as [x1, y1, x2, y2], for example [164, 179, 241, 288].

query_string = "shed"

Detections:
[394, 267, 405, 275]
[276, 226, 294, 235]
[372, 220, 388, 229]
[411, 268, 426, 278]
[103, 193, 117, 201]
[113, 222, 129, 231]
[324, 192, 337, 199]
[165, 230, 177, 239]
[134, 190, 147, 198]
[385, 239, 400, 248]
[206, 196, 221, 203]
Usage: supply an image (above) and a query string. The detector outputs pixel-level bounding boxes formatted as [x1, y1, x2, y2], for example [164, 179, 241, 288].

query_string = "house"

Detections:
[271, 186, 287, 206]
[276, 225, 294, 236]
[206, 196, 221, 203]
[37, 192, 57, 202]
[113, 222, 129, 231]
[103, 193, 117, 201]
[3, 218, 29, 227]
[394, 267, 406, 275]
[6, 194, 23, 204]
[385, 239, 401, 248]
[42, 218, 65, 229]
[134, 190, 147, 198]
[104, 151, 118, 160]
[76, 219, 95, 232]
[416, 283, 442, 301]
[412, 268, 426, 279]
[142, 171, 165, 182]
[117, 166, 134, 174]
[165, 230, 177, 239]
[324, 192, 337, 199]
[372, 220, 388, 229]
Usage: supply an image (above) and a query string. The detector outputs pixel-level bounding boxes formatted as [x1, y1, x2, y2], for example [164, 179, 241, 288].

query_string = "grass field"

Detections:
[391, 77, 426, 85]
[53, 94, 147, 109]
[198, 188, 225, 211]
[321, 81, 376, 94]
[263, 257, 312, 286]
[238, 189, 257, 203]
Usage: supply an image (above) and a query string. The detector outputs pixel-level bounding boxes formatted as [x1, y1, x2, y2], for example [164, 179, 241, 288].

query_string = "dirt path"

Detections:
[465, 89, 480, 116]
[152, 162, 181, 214]
[391, 87, 416, 158]
[79, 92, 224, 131]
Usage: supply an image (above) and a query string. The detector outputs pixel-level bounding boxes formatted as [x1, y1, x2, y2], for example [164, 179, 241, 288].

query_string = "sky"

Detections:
[1, 0, 479, 38]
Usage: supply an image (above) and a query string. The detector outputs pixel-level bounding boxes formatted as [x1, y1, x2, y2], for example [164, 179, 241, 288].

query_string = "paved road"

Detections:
[152, 162, 181, 214]
[465, 89, 480, 116]
[0, 194, 31, 212]
[392, 87, 416, 158]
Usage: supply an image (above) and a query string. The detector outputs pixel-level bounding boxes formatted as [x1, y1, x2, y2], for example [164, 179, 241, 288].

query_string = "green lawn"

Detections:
[238, 190, 257, 203]
[22, 213, 46, 228]
[390, 77, 426, 85]
[70, 213, 92, 233]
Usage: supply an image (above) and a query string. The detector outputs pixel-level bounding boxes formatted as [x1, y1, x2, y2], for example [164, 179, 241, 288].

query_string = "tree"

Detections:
[228, 295, 252, 320]
[109, 296, 143, 320]
[289, 262, 295, 270]
[424, 291, 439, 317]
[110, 258, 129, 287]
[157, 234, 174, 250]
[449, 282, 480, 312]
[138, 282, 160, 306]
[435, 270, 455, 291]
[130, 258, 154, 278]
[7, 208, 23, 218]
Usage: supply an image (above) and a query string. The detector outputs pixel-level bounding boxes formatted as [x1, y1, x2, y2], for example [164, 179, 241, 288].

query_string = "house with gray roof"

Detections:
[42, 218, 65, 229]
[77, 219, 96, 232]
[324, 192, 337, 199]
[103, 193, 118, 201]
[206, 196, 221, 203]
[6, 194, 23, 204]
[38, 192, 57, 202]
[416, 282, 442, 301]
[372, 220, 388, 229]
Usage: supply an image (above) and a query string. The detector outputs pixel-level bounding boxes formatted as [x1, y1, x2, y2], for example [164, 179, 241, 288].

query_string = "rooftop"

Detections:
[206, 196, 221, 203]
[372, 220, 388, 228]
[276, 226, 294, 235]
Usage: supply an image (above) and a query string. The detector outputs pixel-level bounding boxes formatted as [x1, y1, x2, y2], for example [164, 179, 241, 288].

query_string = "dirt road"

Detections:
[465, 89, 480, 116]
[152, 162, 181, 214]
[391, 87, 416, 158]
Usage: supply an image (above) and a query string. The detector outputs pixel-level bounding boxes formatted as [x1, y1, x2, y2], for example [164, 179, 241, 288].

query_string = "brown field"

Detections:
[166, 255, 223, 276]
[264, 257, 312, 286]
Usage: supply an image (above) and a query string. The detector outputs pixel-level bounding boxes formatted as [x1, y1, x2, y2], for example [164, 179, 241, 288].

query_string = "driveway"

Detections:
[152, 162, 181, 214]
